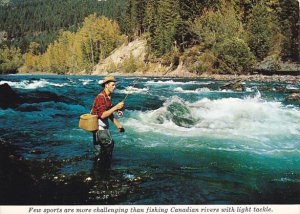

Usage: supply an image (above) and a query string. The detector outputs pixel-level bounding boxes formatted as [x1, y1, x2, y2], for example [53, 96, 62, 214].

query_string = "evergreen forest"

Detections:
[0, 0, 299, 74]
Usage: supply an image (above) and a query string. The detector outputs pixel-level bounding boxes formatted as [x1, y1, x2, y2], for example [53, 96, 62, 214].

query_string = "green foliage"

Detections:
[120, 53, 138, 73]
[150, 0, 182, 57]
[143, 0, 157, 35]
[187, 2, 255, 74]
[183, 47, 216, 74]
[120, 53, 147, 73]
[78, 14, 125, 64]
[213, 37, 256, 74]
[245, 3, 281, 60]
[0, 0, 125, 53]
[22, 15, 125, 74]
[190, 3, 243, 48]
[120, 0, 147, 40]
[276, 0, 299, 60]
[0, 45, 22, 73]
[1, 0, 300, 74]
[106, 59, 118, 73]
[161, 46, 180, 69]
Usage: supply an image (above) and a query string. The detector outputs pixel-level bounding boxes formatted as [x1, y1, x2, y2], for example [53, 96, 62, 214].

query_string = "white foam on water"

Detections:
[123, 94, 300, 155]
[116, 86, 149, 94]
[286, 85, 300, 90]
[123, 173, 135, 180]
[174, 87, 211, 93]
[145, 80, 213, 85]
[0, 79, 68, 89]
[79, 79, 93, 85]
[245, 87, 254, 92]
[272, 177, 300, 183]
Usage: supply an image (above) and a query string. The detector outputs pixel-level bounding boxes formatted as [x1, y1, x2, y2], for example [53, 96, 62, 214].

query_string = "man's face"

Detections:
[106, 82, 116, 93]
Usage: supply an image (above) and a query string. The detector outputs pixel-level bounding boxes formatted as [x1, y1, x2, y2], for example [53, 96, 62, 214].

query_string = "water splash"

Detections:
[124, 95, 300, 153]
[174, 87, 211, 93]
[116, 86, 149, 94]
[145, 80, 213, 85]
[0, 79, 69, 89]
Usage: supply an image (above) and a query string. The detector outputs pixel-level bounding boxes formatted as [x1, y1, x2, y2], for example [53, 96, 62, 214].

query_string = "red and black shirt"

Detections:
[91, 90, 112, 119]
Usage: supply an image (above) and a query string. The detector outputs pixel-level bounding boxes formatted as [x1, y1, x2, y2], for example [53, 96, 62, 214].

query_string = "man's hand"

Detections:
[114, 101, 124, 111]
[118, 127, 125, 132]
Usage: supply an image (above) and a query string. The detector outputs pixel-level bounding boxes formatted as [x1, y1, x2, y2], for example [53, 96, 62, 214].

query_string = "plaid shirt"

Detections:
[91, 90, 112, 119]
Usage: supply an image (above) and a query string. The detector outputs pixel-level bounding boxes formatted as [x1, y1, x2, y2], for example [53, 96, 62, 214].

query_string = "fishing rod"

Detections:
[122, 78, 141, 102]
[117, 78, 142, 117]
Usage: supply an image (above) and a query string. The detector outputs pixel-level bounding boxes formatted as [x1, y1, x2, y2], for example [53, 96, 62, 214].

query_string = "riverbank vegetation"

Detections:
[0, 0, 299, 75]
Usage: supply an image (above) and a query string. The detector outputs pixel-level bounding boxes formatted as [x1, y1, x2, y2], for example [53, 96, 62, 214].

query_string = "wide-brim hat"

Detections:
[99, 76, 117, 87]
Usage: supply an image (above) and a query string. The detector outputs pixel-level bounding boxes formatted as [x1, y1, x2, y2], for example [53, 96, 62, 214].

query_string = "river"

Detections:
[0, 75, 299, 204]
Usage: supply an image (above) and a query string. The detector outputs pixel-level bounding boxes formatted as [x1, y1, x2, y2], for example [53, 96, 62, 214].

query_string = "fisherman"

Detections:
[91, 76, 124, 166]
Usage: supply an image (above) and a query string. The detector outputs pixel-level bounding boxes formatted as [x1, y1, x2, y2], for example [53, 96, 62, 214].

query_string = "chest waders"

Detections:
[92, 93, 114, 166]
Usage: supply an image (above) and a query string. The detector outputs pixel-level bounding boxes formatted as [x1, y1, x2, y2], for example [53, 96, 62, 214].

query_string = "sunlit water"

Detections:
[0, 75, 299, 204]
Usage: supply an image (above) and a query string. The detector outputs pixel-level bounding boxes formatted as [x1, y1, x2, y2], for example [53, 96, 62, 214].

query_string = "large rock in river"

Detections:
[0, 83, 20, 109]
[285, 93, 300, 102]
[0, 83, 71, 110]
[220, 81, 245, 91]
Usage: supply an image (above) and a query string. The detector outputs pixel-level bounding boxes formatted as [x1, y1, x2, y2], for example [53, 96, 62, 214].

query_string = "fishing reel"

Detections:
[117, 110, 123, 117]
[117, 107, 125, 118]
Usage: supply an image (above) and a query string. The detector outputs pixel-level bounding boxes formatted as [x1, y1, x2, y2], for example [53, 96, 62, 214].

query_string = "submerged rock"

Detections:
[285, 93, 300, 102]
[166, 102, 197, 128]
[256, 85, 300, 94]
[220, 81, 245, 91]
[0, 83, 73, 110]
[285, 88, 300, 94]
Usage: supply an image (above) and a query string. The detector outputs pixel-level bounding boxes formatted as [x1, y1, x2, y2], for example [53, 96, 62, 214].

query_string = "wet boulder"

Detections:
[0, 83, 20, 109]
[273, 87, 300, 94]
[257, 85, 276, 92]
[285, 93, 300, 102]
[0, 83, 63, 109]
[220, 81, 245, 91]
[285, 88, 300, 94]
[166, 102, 197, 128]
[258, 85, 300, 94]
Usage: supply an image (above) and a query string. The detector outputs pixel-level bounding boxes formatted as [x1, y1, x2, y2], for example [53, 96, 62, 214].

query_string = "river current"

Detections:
[0, 75, 299, 204]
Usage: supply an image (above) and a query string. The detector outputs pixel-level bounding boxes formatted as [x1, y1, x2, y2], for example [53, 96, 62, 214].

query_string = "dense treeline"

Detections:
[0, 0, 125, 52]
[0, 0, 299, 74]
[122, 0, 295, 51]
[120, 0, 299, 74]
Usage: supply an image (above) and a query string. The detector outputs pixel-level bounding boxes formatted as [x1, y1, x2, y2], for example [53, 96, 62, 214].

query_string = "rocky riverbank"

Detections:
[198, 73, 300, 84]
[91, 71, 300, 84]
[12, 70, 300, 84]
[8, 37, 300, 84]
[88, 38, 300, 84]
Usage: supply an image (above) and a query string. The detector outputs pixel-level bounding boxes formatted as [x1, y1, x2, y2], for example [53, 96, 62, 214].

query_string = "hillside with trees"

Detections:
[0, 0, 299, 75]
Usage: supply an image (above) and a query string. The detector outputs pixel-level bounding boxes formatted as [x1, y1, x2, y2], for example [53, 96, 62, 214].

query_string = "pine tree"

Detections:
[151, 0, 182, 56]
[276, 0, 299, 60]
[246, 2, 281, 60]
[144, 0, 157, 35]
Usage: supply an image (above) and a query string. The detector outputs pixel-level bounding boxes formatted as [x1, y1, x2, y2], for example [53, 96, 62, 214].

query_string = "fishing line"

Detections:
[117, 78, 142, 117]
[123, 78, 142, 101]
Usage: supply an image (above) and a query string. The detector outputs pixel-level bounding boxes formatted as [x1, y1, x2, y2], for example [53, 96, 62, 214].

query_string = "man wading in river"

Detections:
[91, 76, 124, 166]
